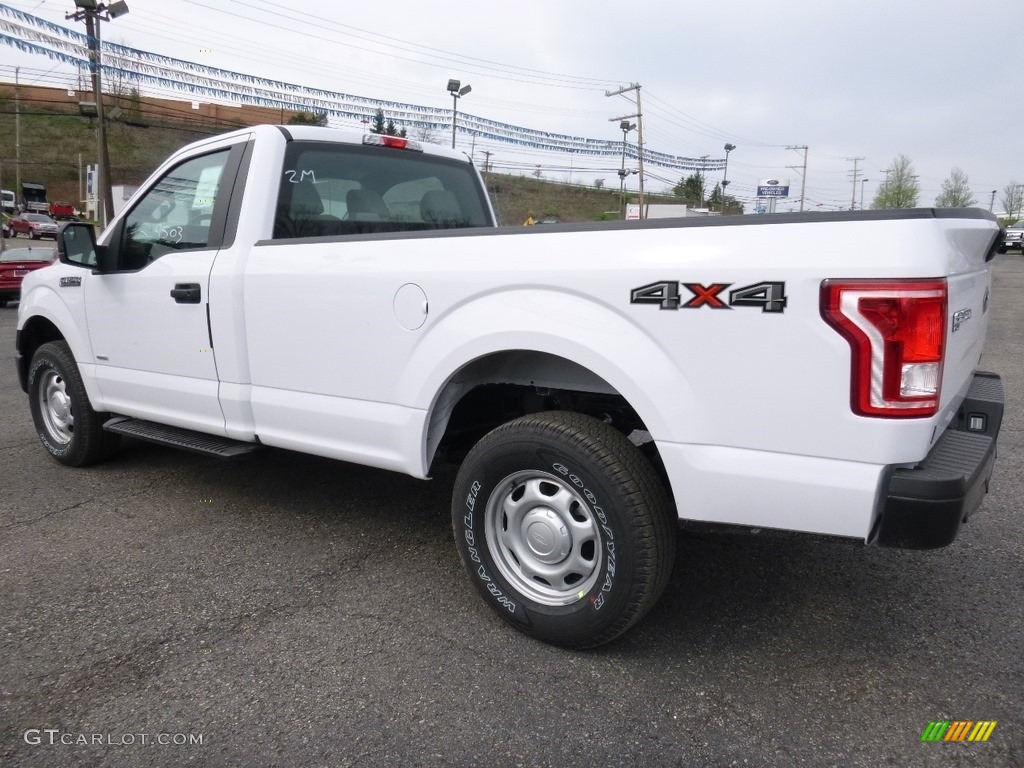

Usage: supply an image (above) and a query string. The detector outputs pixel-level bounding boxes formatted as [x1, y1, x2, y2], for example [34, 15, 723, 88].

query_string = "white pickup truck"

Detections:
[16, 125, 1004, 648]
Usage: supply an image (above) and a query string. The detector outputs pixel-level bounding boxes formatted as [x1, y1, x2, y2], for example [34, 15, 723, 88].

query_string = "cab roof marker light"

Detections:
[821, 278, 947, 418]
[362, 135, 423, 152]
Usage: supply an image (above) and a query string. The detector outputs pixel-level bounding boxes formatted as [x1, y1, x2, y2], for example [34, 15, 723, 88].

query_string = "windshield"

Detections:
[1010, 221, 1024, 229]
[25, 214, 53, 223]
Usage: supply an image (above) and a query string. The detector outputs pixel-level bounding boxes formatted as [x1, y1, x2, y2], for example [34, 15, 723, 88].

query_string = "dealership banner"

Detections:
[0, 3, 725, 173]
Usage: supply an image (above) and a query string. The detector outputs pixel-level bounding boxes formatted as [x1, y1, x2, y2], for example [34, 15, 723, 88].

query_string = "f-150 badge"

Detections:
[951, 308, 972, 332]
[630, 280, 787, 313]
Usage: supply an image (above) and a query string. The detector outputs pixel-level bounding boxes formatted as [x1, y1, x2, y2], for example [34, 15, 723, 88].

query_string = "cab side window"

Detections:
[121, 150, 230, 269]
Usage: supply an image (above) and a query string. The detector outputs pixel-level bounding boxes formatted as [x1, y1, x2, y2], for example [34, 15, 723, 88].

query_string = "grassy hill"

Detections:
[0, 100, 671, 221]
[0, 97, 226, 204]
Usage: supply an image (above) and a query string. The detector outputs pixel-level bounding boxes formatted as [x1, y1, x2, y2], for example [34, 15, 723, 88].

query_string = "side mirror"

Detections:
[57, 222, 111, 271]
[57, 222, 97, 268]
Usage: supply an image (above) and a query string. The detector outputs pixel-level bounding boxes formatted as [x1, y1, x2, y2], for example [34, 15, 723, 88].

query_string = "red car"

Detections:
[0, 248, 55, 307]
[49, 201, 76, 220]
[9, 213, 60, 239]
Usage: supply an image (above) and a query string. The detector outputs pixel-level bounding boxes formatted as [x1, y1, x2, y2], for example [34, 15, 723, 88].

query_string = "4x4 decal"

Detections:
[630, 280, 787, 313]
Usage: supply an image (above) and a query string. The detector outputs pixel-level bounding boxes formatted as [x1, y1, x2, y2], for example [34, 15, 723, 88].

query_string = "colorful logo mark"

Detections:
[921, 721, 997, 742]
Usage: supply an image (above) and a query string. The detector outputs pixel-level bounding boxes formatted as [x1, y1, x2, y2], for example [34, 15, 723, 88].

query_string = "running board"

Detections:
[103, 417, 259, 458]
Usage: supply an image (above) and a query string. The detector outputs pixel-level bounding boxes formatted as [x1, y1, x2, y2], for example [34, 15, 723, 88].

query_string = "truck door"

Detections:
[83, 140, 249, 434]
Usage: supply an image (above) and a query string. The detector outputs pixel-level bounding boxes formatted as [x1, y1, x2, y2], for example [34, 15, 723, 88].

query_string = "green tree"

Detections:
[872, 154, 920, 208]
[708, 183, 743, 213]
[287, 111, 328, 127]
[369, 109, 406, 137]
[673, 172, 705, 206]
[935, 167, 976, 207]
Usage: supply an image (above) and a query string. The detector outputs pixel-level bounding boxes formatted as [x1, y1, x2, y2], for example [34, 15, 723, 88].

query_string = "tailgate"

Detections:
[936, 213, 1001, 436]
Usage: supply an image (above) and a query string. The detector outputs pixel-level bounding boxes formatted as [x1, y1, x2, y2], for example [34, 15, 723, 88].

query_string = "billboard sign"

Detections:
[757, 178, 790, 197]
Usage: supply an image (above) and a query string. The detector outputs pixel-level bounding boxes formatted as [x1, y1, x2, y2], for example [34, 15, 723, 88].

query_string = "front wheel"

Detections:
[27, 341, 120, 466]
[452, 411, 676, 648]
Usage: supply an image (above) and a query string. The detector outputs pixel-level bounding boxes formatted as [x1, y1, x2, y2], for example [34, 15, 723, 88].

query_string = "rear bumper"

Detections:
[871, 371, 1004, 549]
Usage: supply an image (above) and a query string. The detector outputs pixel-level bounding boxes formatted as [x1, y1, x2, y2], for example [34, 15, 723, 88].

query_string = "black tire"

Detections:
[452, 411, 676, 648]
[27, 341, 120, 467]
[997, 246, 1007, 254]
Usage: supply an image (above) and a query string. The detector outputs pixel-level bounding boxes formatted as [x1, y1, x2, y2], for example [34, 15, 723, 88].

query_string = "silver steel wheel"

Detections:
[484, 470, 602, 606]
[38, 369, 74, 445]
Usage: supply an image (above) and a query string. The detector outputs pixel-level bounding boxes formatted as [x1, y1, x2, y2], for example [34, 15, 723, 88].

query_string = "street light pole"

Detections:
[860, 179, 869, 210]
[447, 78, 471, 150]
[721, 143, 735, 212]
[618, 119, 635, 218]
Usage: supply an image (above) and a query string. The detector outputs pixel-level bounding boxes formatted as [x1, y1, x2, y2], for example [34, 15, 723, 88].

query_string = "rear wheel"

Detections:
[452, 411, 676, 648]
[28, 341, 120, 466]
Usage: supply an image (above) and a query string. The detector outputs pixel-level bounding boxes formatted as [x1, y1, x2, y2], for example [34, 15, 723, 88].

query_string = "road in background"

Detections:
[1, 256, 1021, 767]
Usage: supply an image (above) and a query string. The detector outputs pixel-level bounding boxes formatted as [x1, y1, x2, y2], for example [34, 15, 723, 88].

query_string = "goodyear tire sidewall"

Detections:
[28, 352, 76, 462]
[454, 438, 638, 645]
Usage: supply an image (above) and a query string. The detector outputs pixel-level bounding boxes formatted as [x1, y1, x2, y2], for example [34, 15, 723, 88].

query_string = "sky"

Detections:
[1, 0, 1022, 213]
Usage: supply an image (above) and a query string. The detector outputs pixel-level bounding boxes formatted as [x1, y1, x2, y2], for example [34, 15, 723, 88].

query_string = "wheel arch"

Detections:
[17, 288, 97, 399]
[412, 298, 692, 487]
[424, 349, 637, 465]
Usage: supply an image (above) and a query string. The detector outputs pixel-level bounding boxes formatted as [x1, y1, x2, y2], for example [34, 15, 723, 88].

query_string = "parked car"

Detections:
[998, 220, 1023, 253]
[49, 201, 76, 221]
[0, 248, 55, 307]
[9, 213, 59, 240]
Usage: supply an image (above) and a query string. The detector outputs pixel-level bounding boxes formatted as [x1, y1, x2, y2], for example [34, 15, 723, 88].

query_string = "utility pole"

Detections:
[847, 156, 865, 210]
[0, 161, 5, 253]
[786, 145, 808, 211]
[607, 83, 645, 218]
[87, 12, 114, 226]
[68, 1, 130, 228]
[699, 155, 709, 206]
[482, 150, 492, 174]
[15, 66, 21, 201]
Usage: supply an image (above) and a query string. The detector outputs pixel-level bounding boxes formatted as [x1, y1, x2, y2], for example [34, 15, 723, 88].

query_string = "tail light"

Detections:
[821, 279, 947, 418]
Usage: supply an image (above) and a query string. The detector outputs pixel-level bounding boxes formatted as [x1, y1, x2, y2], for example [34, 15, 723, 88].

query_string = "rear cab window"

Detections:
[272, 140, 492, 240]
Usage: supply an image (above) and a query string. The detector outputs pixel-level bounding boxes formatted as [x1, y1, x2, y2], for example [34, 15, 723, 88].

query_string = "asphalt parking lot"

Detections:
[1, 255, 1021, 767]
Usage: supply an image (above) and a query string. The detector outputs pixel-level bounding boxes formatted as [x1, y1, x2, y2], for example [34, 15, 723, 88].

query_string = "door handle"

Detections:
[170, 283, 201, 304]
